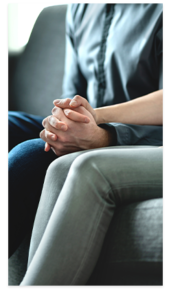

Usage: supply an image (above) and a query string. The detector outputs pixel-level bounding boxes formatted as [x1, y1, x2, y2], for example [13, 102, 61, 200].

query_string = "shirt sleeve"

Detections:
[99, 123, 162, 146]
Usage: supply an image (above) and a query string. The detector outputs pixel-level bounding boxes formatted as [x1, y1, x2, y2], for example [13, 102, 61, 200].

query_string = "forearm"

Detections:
[95, 90, 163, 126]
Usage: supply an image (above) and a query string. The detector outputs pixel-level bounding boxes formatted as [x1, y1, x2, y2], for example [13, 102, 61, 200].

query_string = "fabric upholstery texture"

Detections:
[9, 198, 162, 285]
[10, 5, 67, 116]
[8, 5, 163, 285]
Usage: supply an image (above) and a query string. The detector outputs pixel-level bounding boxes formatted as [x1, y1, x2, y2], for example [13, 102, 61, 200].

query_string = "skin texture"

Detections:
[41, 90, 163, 154]
[40, 105, 112, 156]
[53, 91, 163, 126]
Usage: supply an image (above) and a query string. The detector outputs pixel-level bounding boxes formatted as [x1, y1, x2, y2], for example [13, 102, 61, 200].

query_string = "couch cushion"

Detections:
[8, 198, 162, 285]
[87, 198, 163, 285]
[11, 5, 67, 116]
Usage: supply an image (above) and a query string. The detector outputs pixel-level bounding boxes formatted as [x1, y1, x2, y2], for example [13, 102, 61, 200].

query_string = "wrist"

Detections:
[98, 123, 117, 146]
[94, 108, 103, 125]
[90, 126, 113, 149]
[100, 127, 113, 147]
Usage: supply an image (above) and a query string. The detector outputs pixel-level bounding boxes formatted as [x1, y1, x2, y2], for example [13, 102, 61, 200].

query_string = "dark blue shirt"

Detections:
[62, 4, 163, 146]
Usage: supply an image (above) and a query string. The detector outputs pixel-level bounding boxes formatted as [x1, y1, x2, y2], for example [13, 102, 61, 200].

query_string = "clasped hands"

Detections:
[40, 95, 112, 156]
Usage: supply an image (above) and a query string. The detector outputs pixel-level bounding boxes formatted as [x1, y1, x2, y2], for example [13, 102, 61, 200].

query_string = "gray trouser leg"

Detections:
[21, 146, 162, 285]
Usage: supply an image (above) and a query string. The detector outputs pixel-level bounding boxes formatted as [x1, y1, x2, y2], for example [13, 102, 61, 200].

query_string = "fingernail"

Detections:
[64, 110, 69, 115]
[54, 100, 61, 105]
[61, 125, 67, 131]
[70, 100, 77, 106]
[85, 118, 89, 123]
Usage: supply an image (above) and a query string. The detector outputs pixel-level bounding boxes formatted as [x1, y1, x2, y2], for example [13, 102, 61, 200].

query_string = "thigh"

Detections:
[28, 145, 162, 265]
[70, 146, 163, 207]
[8, 111, 44, 151]
[9, 138, 57, 257]
[25, 146, 162, 285]
[27, 150, 83, 265]
[32, 144, 162, 232]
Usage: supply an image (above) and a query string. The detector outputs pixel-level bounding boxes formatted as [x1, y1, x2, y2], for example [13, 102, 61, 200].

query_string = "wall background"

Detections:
[8, 3, 63, 52]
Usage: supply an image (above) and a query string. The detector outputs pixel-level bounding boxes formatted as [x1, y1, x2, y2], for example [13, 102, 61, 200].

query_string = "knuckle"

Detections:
[44, 130, 51, 140]
[47, 131, 51, 139]
[39, 130, 44, 138]
[54, 122, 59, 129]
[65, 98, 72, 105]
[44, 130, 48, 139]
[51, 118, 59, 129]
[42, 118, 46, 127]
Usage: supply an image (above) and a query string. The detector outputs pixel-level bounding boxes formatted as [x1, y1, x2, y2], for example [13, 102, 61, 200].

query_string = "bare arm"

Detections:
[95, 90, 163, 125]
[43, 89, 162, 153]
[54, 89, 163, 126]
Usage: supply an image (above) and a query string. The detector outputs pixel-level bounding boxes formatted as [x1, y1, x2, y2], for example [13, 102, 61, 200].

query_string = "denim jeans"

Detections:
[8, 111, 57, 257]
[20, 146, 162, 285]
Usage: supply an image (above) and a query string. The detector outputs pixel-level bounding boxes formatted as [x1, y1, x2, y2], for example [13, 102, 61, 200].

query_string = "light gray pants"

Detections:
[20, 146, 162, 285]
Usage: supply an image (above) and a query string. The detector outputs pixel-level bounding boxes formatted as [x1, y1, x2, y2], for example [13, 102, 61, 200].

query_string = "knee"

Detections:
[46, 152, 97, 186]
[46, 155, 66, 177]
[46, 151, 109, 193]
[46, 151, 85, 179]
[68, 152, 100, 182]
[68, 152, 113, 202]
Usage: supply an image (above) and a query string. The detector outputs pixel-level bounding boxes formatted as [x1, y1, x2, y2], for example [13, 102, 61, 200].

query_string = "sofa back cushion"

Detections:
[11, 5, 67, 116]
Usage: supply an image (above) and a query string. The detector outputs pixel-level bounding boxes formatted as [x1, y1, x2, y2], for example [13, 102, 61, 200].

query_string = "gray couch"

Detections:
[8, 5, 163, 285]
